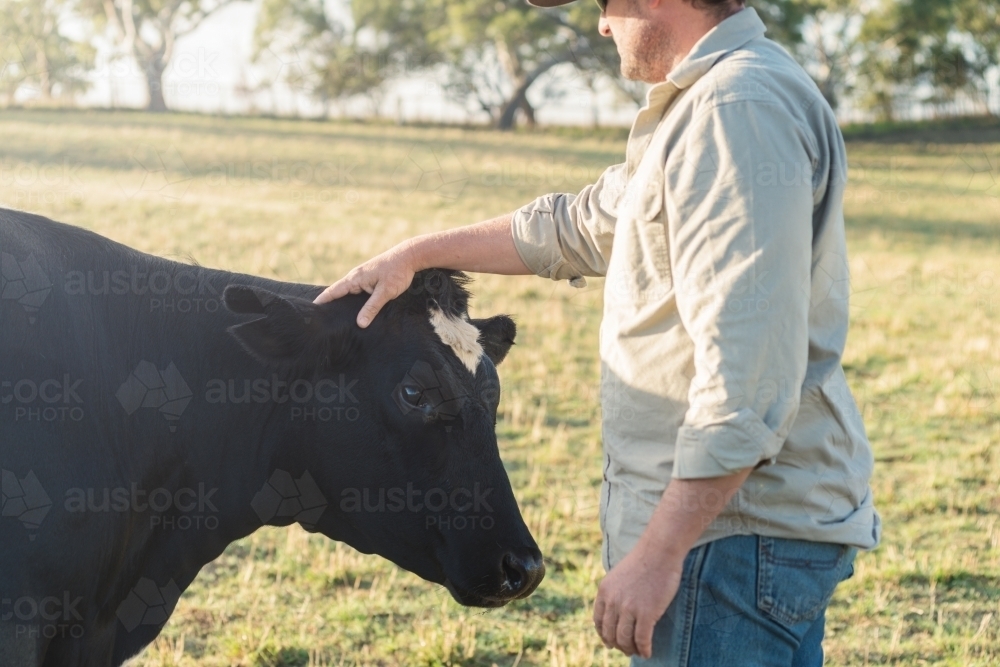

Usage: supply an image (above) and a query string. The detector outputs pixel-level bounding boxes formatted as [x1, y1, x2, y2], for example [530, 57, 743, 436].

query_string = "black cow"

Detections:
[0, 208, 544, 666]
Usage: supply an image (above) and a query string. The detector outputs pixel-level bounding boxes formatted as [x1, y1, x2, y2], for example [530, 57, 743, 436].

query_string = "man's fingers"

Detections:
[313, 279, 352, 305]
[592, 596, 606, 631]
[635, 615, 656, 659]
[616, 613, 638, 656]
[600, 601, 620, 649]
[357, 283, 393, 328]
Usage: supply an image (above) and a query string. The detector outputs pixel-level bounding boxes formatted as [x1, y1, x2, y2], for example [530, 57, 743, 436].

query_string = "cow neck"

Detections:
[115, 267, 326, 599]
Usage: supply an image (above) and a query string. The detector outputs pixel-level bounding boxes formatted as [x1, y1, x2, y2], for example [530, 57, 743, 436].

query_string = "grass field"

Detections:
[1, 109, 999, 666]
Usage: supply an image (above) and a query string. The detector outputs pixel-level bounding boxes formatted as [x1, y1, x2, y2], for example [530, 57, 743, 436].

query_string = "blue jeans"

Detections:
[632, 534, 857, 667]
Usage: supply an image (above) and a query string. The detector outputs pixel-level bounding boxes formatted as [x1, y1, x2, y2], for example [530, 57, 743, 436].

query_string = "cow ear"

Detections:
[223, 285, 331, 367]
[470, 315, 516, 366]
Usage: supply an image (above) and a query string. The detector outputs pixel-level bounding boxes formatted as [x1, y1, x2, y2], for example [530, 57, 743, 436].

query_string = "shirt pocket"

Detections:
[756, 536, 855, 628]
[606, 171, 672, 306]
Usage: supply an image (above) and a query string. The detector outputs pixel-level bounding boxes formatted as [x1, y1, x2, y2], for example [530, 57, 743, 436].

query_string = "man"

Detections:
[315, 0, 881, 663]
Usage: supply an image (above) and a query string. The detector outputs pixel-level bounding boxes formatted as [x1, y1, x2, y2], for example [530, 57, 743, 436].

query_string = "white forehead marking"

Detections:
[428, 306, 483, 375]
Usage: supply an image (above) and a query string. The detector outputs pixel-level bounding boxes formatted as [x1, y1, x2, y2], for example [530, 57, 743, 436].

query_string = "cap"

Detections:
[526, 0, 577, 6]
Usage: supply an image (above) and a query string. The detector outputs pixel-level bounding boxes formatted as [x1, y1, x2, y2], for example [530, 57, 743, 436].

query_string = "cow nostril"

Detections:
[501, 552, 545, 599]
[502, 553, 525, 592]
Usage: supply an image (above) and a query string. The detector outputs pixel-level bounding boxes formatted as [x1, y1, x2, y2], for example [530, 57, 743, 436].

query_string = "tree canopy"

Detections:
[0, 0, 94, 105]
[256, 0, 628, 128]
[1, 0, 998, 123]
[79, 0, 241, 111]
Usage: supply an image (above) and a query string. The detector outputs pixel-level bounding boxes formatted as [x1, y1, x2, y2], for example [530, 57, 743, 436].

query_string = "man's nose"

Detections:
[598, 14, 612, 37]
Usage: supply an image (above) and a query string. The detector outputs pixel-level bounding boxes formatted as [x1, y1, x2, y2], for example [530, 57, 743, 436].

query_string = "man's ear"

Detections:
[224, 285, 337, 368]
[470, 315, 516, 366]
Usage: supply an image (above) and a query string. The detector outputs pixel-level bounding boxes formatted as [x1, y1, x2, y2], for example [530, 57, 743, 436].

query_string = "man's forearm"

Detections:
[313, 211, 533, 316]
[403, 213, 532, 276]
[592, 466, 754, 658]
[637, 467, 753, 562]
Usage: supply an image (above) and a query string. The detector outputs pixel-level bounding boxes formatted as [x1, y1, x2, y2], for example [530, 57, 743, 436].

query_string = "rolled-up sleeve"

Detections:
[666, 99, 814, 479]
[510, 162, 625, 280]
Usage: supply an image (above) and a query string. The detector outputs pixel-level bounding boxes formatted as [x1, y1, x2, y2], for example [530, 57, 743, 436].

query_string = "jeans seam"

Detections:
[757, 536, 773, 617]
[679, 542, 708, 667]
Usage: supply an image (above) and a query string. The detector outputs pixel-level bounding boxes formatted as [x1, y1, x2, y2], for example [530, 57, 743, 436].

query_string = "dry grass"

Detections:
[1, 109, 998, 666]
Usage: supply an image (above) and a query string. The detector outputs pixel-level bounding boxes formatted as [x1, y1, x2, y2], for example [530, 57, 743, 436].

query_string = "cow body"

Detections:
[0, 209, 542, 666]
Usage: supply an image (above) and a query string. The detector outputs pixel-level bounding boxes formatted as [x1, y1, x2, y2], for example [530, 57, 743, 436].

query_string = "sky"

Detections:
[76, 2, 643, 127]
[38, 1, 1000, 125]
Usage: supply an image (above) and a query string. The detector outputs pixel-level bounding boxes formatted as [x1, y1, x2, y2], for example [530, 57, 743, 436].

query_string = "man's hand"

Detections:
[312, 214, 529, 327]
[593, 542, 683, 658]
[314, 241, 418, 327]
[592, 467, 752, 658]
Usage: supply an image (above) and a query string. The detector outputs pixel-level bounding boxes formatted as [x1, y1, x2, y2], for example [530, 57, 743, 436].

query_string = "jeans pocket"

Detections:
[756, 536, 855, 628]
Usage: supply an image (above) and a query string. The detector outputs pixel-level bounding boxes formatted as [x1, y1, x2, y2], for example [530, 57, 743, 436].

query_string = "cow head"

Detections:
[222, 270, 544, 607]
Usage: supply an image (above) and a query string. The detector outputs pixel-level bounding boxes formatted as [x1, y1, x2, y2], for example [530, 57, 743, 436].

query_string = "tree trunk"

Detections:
[144, 59, 167, 112]
[519, 97, 536, 127]
[877, 90, 894, 122]
[497, 81, 530, 130]
[818, 77, 838, 112]
[35, 49, 53, 101]
[493, 45, 573, 131]
[496, 55, 567, 131]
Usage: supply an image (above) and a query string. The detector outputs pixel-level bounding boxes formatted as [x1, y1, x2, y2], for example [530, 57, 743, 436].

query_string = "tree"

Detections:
[750, 0, 818, 46]
[749, 0, 999, 119]
[954, 0, 999, 114]
[255, 0, 442, 118]
[742, 0, 864, 111]
[82, 0, 240, 112]
[256, 0, 628, 129]
[429, 0, 622, 129]
[0, 0, 95, 105]
[856, 0, 994, 120]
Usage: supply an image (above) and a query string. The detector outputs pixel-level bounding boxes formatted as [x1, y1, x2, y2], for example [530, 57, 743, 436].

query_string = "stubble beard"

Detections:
[618, 19, 677, 84]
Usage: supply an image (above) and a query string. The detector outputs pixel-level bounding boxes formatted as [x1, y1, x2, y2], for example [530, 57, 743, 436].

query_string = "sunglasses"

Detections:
[595, 0, 607, 10]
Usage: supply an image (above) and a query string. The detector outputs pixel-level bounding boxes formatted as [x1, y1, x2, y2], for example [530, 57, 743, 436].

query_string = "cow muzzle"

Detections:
[445, 547, 546, 607]
[501, 550, 546, 599]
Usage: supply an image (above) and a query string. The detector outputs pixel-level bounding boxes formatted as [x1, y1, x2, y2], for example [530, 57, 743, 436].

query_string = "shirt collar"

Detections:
[665, 7, 767, 90]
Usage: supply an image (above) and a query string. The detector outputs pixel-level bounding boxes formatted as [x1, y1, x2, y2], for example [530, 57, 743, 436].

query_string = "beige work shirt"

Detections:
[510, 7, 880, 570]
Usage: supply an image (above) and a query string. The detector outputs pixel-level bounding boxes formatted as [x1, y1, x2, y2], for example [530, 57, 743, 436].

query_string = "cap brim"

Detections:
[526, 0, 578, 6]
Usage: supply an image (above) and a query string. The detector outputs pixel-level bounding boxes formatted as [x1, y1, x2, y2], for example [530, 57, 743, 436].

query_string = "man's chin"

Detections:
[621, 72, 657, 86]
[619, 62, 659, 85]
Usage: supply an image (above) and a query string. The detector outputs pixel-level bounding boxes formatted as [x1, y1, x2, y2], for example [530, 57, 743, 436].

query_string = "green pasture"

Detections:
[1, 109, 998, 666]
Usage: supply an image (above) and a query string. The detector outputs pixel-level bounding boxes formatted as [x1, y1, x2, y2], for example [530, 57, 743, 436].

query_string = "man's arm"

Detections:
[593, 467, 751, 658]
[315, 161, 625, 326]
[313, 213, 530, 327]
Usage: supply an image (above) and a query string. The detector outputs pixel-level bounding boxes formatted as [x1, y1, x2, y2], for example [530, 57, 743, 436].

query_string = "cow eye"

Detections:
[399, 384, 431, 412]
[400, 384, 424, 407]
